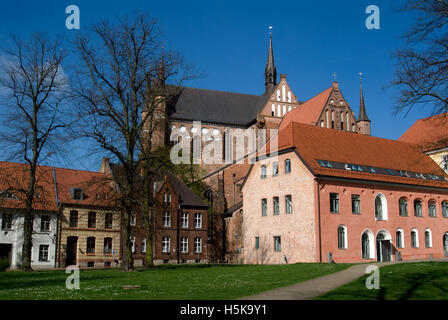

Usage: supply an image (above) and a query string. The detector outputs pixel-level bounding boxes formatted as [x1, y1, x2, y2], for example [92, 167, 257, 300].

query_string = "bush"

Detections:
[0, 257, 10, 272]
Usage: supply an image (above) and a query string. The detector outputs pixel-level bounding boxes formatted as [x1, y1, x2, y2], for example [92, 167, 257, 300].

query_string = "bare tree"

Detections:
[0, 34, 70, 271]
[74, 14, 198, 270]
[392, 0, 448, 116]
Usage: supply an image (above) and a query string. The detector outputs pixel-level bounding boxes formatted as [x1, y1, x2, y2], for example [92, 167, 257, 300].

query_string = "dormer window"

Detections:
[0, 191, 17, 200]
[442, 155, 448, 172]
[70, 188, 83, 200]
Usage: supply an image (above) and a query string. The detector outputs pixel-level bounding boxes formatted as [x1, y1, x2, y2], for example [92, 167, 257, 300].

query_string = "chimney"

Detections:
[100, 157, 110, 174]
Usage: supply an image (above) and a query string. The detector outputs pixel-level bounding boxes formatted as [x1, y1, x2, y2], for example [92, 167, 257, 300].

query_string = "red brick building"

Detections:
[243, 122, 448, 264]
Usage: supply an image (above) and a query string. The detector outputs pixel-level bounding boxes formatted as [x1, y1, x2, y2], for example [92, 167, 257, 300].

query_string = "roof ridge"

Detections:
[180, 85, 261, 98]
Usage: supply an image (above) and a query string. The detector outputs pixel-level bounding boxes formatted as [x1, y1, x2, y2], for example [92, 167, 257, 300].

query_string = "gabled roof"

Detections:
[398, 113, 448, 152]
[166, 173, 208, 209]
[0, 162, 58, 211]
[262, 122, 448, 189]
[54, 167, 116, 207]
[278, 87, 333, 130]
[167, 86, 273, 127]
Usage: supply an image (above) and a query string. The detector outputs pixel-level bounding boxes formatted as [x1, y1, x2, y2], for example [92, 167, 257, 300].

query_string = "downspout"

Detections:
[316, 178, 322, 263]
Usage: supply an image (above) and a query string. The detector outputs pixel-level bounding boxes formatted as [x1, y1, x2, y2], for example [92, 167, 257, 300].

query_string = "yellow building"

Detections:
[54, 167, 121, 268]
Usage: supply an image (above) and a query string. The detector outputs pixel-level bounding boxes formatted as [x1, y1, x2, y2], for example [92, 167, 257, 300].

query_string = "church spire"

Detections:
[357, 73, 371, 136]
[357, 73, 370, 122]
[265, 27, 277, 92]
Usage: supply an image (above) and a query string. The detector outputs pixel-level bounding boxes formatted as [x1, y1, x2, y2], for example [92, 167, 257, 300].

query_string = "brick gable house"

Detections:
[243, 122, 448, 264]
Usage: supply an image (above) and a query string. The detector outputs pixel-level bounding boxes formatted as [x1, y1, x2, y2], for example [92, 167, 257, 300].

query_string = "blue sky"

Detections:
[0, 0, 434, 170]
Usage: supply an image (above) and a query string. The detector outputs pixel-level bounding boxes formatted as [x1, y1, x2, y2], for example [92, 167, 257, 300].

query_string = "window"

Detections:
[443, 201, 448, 217]
[351, 195, 360, 214]
[87, 237, 95, 254]
[130, 236, 135, 253]
[181, 237, 188, 253]
[399, 198, 408, 216]
[194, 213, 202, 229]
[104, 238, 112, 254]
[428, 200, 436, 217]
[337, 225, 347, 249]
[255, 237, 259, 250]
[130, 213, 136, 226]
[274, 236, 281, 252]
[0, 190, 17, 199]
[442, 155, 448, 172]
[88, 212, 96, 228]
[162, 237, 170, 253]
[261, 199, 267, 216]
[330, 193, 339, 213]
[362, 232, 370, 259]
[38, 245, 49, 262]
[272, 162, 278, 176]
[70, 188, 83, 200]
[261, 165, 267, 179]
[285, 159, 291, 174]
[40, 215, 50, 232]
[181, 212, 189, 228]
[425, 229, 432, 248]
[87, 261, 94, 268]
[285, 195, 292, 214]
[414, 200, 423, 217]
[396, 229, 404, 248]
[142, 239, 147, 253]
[411, 230, 418, 248]
[273, 197, 279, 215]
[194, 237, 202, 253]
[375, 196, 383, 220]
[69, 211, 78, 228]
[163, 211, 171, 228]
[105, 213, 113, 229]
[1, 214, 12, 230]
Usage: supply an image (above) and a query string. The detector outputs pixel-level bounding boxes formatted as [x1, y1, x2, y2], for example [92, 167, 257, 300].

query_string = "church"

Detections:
[153, 32, 377, 263]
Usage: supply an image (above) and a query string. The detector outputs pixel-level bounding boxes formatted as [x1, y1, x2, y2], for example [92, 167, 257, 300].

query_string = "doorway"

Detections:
[0, 244, 12, 268]
[444, 233, 448, 257]
[376, 232, 391, 262]
[66, 236, 78, 266]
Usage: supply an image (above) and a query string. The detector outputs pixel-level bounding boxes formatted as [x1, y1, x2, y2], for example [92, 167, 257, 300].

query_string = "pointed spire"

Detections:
[357, 73, 370, 122]
[158, 45, 166, 88]
[265, 26, 277, 92]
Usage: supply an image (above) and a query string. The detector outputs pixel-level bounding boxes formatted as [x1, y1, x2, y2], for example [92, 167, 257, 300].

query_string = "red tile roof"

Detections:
[398, 113, 448, 152]
[0, 162, 58, 211]
[54, 167, 116, 207]
[278, 87, 333, 131]
[263, 122, 448, 189]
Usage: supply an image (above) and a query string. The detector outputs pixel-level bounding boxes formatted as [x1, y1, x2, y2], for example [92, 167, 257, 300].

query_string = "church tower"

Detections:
[356, 74, 371, 136]
[264, 30, 277, 92]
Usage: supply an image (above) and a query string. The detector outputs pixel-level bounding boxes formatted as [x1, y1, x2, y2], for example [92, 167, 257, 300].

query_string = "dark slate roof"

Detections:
[166, 173, 208, 209]
[167, 86, 273, 127]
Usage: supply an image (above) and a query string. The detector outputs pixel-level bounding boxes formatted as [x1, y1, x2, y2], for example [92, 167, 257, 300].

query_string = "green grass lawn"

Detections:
[0, 263, 350, 300]
[316, 261, 448, 300]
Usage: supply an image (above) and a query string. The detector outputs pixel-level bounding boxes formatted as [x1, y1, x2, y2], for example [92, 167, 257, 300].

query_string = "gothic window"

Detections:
[411, 229, 418, 248]
[414, 199, 423, 217]
[337, 225, 347, 249]
[271, 104, 275, 116]
[428, 200, 437, 217]
[399, 198, 408, 216]
[425, 229, 432, 248]
[396, 229, 404, 248]
[442, 201, 448, 217]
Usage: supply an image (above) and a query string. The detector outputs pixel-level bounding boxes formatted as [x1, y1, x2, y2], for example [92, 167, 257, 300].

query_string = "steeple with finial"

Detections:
[356, 72, 371, 135]
[265, 26, 277, 92]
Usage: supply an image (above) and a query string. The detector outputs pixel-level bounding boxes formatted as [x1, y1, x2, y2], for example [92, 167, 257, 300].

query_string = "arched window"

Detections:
[282, 84, 286, 102]
[375, 194, 388, 220]
[284, 159, 291, 174]
[276, 90, 280, 101]
[338, 225, 347, 249]
[326, 110, 329, 128]
[271, 104, 275, 116]
[425, 229, 432, 248]
[414, 199, 423, 217]
[283, 105, 286, 116]
[287, 90, 292, 102]
[428, 200, 436, 217]
[288, 106, 292, 112]
[399, 198, 408, 216]
[320, 120, 324, 127]
[443, 201, 448, 218]
[277, 105, 281, 117]
[411, 229, 419, 248]
[261, 165, 267, 179]
[331, 110, 335, 129]
[346, 112, 349, 131]
[396, 228, 404, 248]
[272, 162, 278, 176]
[361, 230, 374, 259]
[340, 111, 344, 130]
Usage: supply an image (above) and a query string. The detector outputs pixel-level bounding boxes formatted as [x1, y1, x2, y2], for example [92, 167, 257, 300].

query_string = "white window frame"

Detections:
[181, 212, 189, 228]
[425, 229, 432, 248]
[181, 237, 188, 253]
[162, 236, 170, 253]
[411, 229, 419, 248]
[194, 213, 202, 229]
[163, 211, 171, 228]
[38, 244, 49, 262]
[194, 237, 202, 253]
